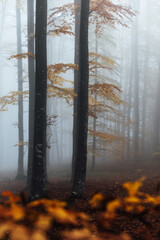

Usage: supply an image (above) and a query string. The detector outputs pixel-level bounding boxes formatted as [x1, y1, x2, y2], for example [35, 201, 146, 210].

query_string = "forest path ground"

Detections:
[0, 160, 160, 239]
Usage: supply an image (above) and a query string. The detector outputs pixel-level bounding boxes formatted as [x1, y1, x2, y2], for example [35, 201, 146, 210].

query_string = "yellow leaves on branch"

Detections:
[48, 3, 75, 36]
[0, 63, 77, 110]
[47, 63, 78, 75]
[8, 52, 35, 60]
[89, 0, 136, 34]
[0, 91, 28, 111]
[89, 52, 116, 71]
[47, 63, 77, 104]
[48, 0, 136, 37]
[89, 83, 122, 105]
[48, 25, 74, 37]
[89, 128, 122, 143]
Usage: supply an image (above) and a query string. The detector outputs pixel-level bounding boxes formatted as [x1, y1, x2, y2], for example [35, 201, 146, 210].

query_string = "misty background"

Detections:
[0, 0, 159, 174]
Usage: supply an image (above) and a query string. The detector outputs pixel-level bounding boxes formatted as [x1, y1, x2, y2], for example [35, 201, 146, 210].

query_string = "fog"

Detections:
[0, 0, 160, 176]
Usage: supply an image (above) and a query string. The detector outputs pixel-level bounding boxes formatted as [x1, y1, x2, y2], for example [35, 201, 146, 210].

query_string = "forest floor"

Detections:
[0, 160, 160, 240]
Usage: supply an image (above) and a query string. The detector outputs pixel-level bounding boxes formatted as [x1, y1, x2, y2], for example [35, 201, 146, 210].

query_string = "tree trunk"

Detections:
[71, 0, 89, 198]
[91, 28, 98, 172]
[72, 0, 81, 182]
[30, 0, 47, 200]
[27, 0, 35, 186]
[133, 0, 140, 162]
[141, 42, 150, 156]
[126, 60, 133, 162]
[152, 66, 160, 151]
[16, 1, 25, 179]
[0, 0, 7, 45]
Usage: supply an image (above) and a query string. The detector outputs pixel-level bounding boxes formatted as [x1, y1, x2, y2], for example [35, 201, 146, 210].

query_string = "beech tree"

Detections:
[30, 0, 47, 200]
[71, 0, 90, 198]
[133, 0, 140, 162]
[27, 0, 35, 186]
[72, 0, 81, 181]
[16, 0, 25, 179]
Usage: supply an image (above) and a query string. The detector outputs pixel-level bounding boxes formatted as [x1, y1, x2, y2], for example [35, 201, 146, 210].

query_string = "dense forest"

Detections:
[0, 0, 160, 239]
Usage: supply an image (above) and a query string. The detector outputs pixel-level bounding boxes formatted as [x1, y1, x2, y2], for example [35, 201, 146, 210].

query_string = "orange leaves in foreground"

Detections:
[0, 179, 160, 239]
[90, 177, 160, 225]
[0, 192, 90, 240]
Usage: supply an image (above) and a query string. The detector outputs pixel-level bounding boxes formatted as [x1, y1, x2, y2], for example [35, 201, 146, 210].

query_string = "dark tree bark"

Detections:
[27, 0, 35, 186]
[30, 0, 47, 200]
[72, 0, 81, 182]
[71, 0, 89, 198]
[16, 2, 25, 179]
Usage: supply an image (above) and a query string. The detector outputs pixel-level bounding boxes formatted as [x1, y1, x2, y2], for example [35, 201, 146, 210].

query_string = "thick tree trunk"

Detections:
[30, 0, 47, 200]
[16, 2, 25, 179]
[71, 0, 89, 198]
[27, 0, 35, 186]
[72, 0, 81, 181]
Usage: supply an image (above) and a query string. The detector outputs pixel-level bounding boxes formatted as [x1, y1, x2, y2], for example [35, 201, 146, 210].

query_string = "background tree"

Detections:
[16, 0, 25, 179]
[26, 0, 35, 186]
[72, 0, 81, 182]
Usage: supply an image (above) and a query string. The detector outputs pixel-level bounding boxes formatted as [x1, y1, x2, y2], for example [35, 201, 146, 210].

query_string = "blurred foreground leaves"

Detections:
[0, 178, 160, 239]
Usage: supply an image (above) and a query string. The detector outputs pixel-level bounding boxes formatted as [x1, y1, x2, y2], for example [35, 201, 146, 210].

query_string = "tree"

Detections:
[16, 0, 25, 179]
[72, 0, 81, 182]
[133, 0, 140, 162]
[30, 0, 47, 200]
[0, 0, 6, 45]
[91, 24, 98, 171]
[71, 0, 90, 198]
[26, 0, 35, 186]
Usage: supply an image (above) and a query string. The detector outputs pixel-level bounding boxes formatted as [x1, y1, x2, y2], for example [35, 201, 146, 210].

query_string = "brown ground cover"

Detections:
[0, 160, 160, 239]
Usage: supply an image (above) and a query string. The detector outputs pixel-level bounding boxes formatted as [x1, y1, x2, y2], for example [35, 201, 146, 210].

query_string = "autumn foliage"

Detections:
[0, 178, 160, 239]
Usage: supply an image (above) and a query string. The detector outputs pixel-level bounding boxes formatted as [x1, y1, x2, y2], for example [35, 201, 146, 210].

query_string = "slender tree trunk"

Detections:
[133, 0, 140, 162]
[91, 28, 98, 171]
[71, 0, 89, 198]
[30, 0, 47, 200]
[0, 0, 6, 45]
[152, 66, 160, 151]
[72, 0, 81, 181]
[0, 0, 7, 165]
[141, 44, 149, 156]
[27, 0, 35, 186]
[16, 1, 25, 179]
[126, 60, 133, 162]
[141, 1, 150, 158]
